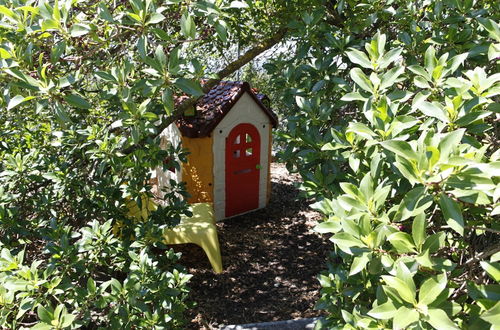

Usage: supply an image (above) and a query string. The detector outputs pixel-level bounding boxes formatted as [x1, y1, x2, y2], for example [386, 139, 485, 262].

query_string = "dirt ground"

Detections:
[171, 163, 331, 329]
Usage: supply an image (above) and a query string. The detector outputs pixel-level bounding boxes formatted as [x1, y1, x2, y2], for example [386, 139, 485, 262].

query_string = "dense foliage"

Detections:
[2, 0, 499, 328]
[0, 0, 320, 327]
[265, 1, 500, 328]
[0, 0, 251, 327]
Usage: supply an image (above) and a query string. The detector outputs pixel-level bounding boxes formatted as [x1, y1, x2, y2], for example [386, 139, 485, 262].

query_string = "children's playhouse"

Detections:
[156, 81, 278, 221]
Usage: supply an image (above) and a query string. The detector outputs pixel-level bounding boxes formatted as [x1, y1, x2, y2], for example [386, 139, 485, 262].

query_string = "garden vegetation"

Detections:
[0, 0, 499, 329]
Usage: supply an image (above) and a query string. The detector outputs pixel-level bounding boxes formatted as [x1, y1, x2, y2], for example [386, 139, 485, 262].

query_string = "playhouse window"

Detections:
[234, 135, 240, 145]
[245, 134, 252, 143]
[233, 150, 240, 158]
[245, 148, 253, 156]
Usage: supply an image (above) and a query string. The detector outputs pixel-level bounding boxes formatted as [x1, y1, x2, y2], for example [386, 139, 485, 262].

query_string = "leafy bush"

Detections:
[0, 0, 225, 327]
[265, 1, 500, 329]
[0, 0, 329, 327]
[313, 34, 499, 328]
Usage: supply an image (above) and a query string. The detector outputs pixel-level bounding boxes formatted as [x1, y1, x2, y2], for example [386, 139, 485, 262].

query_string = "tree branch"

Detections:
[123, 27, 288, 155]
[459, 245, 500, 269]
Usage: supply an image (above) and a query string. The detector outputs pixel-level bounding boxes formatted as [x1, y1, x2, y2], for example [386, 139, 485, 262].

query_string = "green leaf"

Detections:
[379, 47, 403, 69]
[16, 298, 35, 320]
[174, 78, 204, 97]
[480, 261, 500, 281]
[414, 76, 432, 89]
[455, 111, 492, 127]
[432, 65, 444, 82]
[52, 0, 60, 21]
[98, 3, 115, 22]
[127, 12, 142, 23]
[341, 92, 368, 101]
[412, 213, 426, 248]
[0, 5, 17, 20]
[321, 142, 348, 151]
[314, 220, 342, 233]
[426, 308, 459, 330]
[388, 232, 416, 253]
[95, 71, 117, 83]
[372, 185, 391, 210]
[70, 23, 90, 37]
[419, 274, 447, 305]
[330, 232, 365, 253]
[148, 12, 165, 25]
[395, 187, 433, 221]
[338, 195, 366, 211]
[438, 129, 464, 163]
[5, 68, 40, 89]
[408, 65, 430, 79]
[37, 305, 52, 324]
[155, 44, 167, 67]
[480, 301, 500, 326]
[394, 156, 420, 184]
[60, 313, 76, 328]
[41, 18, 60, 31]
[346, 48, 372, 69]
[0, 47, 11, 59]
[215, 21, 228, 43]
[393, 306, 419, 329]
[446, 53, 468, 75]
[359, 173, 374, 201]
[380, 66, 405, 90]
[439, 194, 464, 236]
[87, 277, 97, 295]
[422, 232, 445, 253]
[31, 323, 52, 330]
[7, 95, 31, 110]
[162, 89, 174, 115]
[424, 46, 437, 73]
[381, 275, 416, 304]
[65, 94, 91, 109]
[53, 304, 63, 322]
[312, 80, 326, 92]
[229, 1, 249, 8]
[426, 146, 440, 170]
[346, 122, 376, 140]
[180, 11, 196, 39]
[380, 140, 418, 161]
[368, 301, 398, 319]
[350, 68, 373, 92]
[489, 43, 500, 61]
[339, 183, 363, 200]
[54, 102, 72, 124]
[468, 282, 500, 301]
[478, 18, 500, 42]
[349, 252, 371, 275]
[418, 101, 449, 122]
[397, 261, 417, 293]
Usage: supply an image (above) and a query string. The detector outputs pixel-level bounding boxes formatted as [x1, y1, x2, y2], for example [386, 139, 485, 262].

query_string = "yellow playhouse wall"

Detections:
[181, 135, 215, 203]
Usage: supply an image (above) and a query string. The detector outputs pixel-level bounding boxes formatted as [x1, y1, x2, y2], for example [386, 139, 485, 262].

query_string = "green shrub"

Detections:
[312, 33, 499, 328]
[0, 0, 217, 328]
[266, 1, 499, 329]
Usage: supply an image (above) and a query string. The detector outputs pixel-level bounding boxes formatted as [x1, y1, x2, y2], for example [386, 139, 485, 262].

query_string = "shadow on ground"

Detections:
[171, 164, 331, 329]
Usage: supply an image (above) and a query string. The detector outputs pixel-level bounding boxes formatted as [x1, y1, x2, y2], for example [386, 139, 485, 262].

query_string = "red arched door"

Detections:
[225, 123, 261, 217]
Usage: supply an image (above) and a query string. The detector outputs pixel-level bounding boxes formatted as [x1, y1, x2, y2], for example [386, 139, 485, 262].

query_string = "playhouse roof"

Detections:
[176, 81, 278, 138]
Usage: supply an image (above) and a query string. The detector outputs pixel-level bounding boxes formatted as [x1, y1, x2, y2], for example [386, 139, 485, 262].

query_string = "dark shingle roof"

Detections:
[176, 81, 278, 138]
